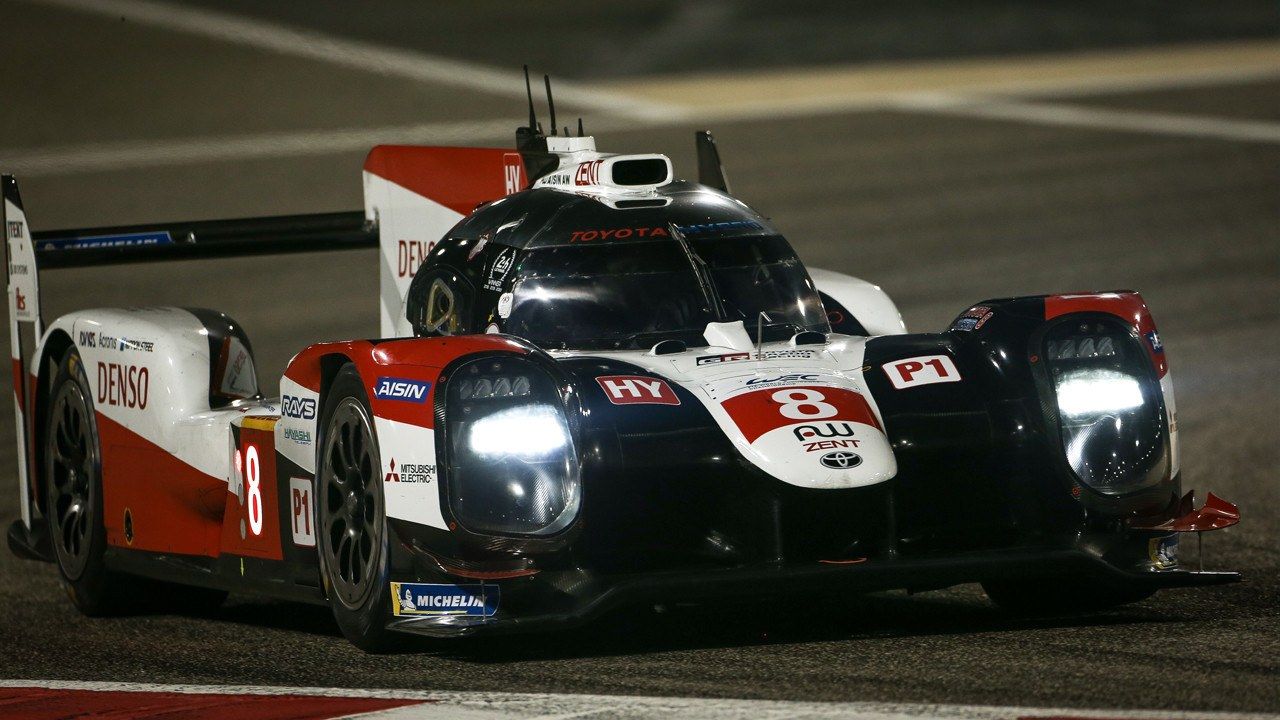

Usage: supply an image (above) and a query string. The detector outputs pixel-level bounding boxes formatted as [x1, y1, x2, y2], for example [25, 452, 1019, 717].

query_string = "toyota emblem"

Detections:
[820, 451, 862, 469]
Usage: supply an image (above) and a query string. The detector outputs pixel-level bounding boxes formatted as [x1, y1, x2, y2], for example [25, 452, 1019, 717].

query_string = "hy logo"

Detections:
[281, 394, 316, 420]
[820, 451, 862, 469]
[503, 153, 525, 194]
[374, 377, 431, 403]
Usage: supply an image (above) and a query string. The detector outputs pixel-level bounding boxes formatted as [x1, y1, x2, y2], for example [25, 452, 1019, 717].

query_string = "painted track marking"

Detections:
[1, 680, 1278, 720]
[5, 1, 1280, 175]
[21, 0, 678, 120]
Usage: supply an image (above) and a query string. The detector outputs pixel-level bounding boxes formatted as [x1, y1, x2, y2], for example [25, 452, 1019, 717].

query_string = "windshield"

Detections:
[504, 235, 828, 350]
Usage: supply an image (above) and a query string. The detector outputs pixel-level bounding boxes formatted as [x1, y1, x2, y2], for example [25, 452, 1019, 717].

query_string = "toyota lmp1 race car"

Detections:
[4, 76, 1240, 651]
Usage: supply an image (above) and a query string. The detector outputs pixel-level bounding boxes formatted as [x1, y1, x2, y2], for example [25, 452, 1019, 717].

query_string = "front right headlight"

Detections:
[1044, 319, 1168, 496]
[442, 355, 580, 536]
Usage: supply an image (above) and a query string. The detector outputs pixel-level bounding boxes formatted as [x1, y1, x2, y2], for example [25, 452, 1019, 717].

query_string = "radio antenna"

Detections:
[544, 74, 557, 136]
[523, 65, 538, 131]
[577, 117, 584, 136]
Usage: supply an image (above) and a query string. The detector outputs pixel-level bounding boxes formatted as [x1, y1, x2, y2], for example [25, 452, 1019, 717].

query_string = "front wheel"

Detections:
[317, 364, 399, 652]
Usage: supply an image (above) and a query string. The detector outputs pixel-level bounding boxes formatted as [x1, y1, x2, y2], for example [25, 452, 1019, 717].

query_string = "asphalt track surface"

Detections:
[0, 0, 1277, 715]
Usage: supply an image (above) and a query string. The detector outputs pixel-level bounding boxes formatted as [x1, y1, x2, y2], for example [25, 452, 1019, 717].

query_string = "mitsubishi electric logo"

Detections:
[820, 451, 862, 469]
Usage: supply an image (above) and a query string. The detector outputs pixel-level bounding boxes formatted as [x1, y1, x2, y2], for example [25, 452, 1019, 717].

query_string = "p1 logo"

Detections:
[289, 477, 315, 547]
[883, 355, 962, 390]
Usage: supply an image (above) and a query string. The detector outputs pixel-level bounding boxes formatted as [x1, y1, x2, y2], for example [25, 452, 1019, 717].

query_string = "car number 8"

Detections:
[246, 445, 263, 536]
[771, 388, 837, 419]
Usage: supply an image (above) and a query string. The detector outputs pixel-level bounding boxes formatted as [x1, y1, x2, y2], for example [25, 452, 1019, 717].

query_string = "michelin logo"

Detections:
[390, 582, 499, 617]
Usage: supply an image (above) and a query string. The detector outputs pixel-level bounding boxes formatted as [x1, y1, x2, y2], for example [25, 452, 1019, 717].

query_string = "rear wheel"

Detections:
[317, 364, 398, 652]
[982, 577, 1154, 614]
[45, 347, 137, 615]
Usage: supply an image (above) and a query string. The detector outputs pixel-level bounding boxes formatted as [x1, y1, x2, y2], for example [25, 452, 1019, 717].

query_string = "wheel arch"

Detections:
[31, 327, 75, 516]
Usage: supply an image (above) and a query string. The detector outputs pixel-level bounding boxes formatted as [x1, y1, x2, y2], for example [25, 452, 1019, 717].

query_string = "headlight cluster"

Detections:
[1044, 321, 1168, 495]
[444, 356, 580, 536]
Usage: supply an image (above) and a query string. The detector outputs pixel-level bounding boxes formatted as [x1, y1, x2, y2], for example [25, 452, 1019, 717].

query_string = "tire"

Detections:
[317, 364, 399, 652]
[44, 346, 138, 615]
[982, 577, 1155, 614]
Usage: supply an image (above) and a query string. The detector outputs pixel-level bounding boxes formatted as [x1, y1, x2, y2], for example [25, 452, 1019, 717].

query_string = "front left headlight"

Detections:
[1044, 319, 1168, 496]
[442, 355, 580, 536]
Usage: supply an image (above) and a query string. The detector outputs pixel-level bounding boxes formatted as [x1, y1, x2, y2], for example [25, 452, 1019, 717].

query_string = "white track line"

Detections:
[3, 679, 1278, 720]
[9, 90, 1280, 177]
[24, 0, 679, 120]
[7, 0, 1280, 178]
[1, 119, 520, 176]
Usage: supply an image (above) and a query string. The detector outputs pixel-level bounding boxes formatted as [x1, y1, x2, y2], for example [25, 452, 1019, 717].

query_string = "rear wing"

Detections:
[1, 174, 375, 533]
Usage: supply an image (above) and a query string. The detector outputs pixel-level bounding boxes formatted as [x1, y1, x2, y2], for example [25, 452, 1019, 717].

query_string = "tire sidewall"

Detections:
[46, 347, 115, 614]
[316, 364, 396, 650]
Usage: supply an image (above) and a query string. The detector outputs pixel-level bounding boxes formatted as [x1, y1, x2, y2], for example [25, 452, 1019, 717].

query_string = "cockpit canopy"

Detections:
[405, 182, 829, 350]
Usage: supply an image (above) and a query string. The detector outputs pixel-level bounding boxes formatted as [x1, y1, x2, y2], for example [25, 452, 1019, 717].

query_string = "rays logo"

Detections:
[374, 377, 431, 403]
[281, 395, 316, 419]
[820, 451, 862, 469]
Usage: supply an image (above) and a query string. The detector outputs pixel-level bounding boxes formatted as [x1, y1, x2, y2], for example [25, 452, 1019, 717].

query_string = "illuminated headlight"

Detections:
[444, 356, 580, 536]
[1054, 370, 1144, 419]
[468, 405, 569, 457]
[1045, 321, 1168, 495]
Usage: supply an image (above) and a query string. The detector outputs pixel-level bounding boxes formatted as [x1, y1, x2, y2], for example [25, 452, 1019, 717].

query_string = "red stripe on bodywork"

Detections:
[364, 145, 512, 216]
[284, 336, 532, 429]
[12, 358, 24, 411]
[97, 412, 225, 556]
[721, 386, 881, 444]
[220, 424, 284, 561]
[1044, 291, 1166, 378]
[0, 687, 422, 720]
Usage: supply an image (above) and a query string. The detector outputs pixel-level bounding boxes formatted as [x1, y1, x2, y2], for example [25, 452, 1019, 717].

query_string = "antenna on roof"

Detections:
[578, 117, 584, 136]
[544, 74, 557, 137]
[516, 65, 548, 152]
[524, 65, 538, 131]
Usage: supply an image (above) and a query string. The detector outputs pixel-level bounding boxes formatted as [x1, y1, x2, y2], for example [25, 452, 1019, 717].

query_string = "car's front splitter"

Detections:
[383, 546, 1239, 638]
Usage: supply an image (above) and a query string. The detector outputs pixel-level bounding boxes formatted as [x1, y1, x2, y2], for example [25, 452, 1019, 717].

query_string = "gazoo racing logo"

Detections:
[374, 377, 431, 403]
[281, 395, 316, 420]
[793, 422, 861, 453]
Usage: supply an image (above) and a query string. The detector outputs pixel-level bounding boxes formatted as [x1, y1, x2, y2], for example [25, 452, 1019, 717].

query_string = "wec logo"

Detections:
[374, 377, 431, 403]
[746, 373, 818, 386]
[281, 395, 316, 419]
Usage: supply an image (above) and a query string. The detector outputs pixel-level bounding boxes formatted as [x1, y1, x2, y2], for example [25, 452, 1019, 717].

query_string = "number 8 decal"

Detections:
[771, 388, 838, 419]
[246, 445, 263, 536]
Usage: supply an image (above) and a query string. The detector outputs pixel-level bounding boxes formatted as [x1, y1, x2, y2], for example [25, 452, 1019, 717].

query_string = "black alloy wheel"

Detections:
[317, 364, 398, 651]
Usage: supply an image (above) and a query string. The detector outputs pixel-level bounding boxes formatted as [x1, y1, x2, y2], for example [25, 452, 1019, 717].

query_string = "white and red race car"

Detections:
[4, 79, 1239, 650]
